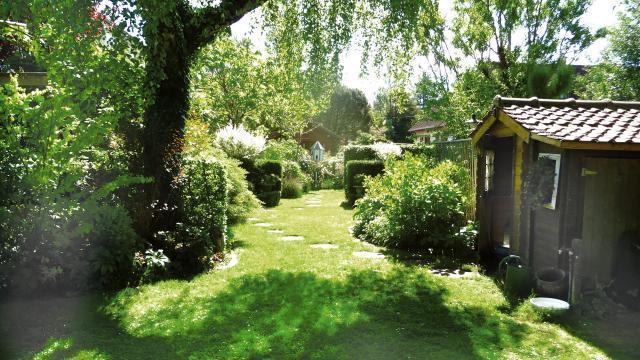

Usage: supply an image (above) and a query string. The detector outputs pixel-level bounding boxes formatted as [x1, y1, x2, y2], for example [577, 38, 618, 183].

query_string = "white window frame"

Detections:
[538, 153, 561, 210]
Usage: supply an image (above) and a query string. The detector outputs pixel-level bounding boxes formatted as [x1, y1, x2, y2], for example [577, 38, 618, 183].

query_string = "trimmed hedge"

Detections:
[175, 156, 228, 274]
[241, 159, 283, 207]
[345, 160, 385, 206]
[342, 143, 436, 203]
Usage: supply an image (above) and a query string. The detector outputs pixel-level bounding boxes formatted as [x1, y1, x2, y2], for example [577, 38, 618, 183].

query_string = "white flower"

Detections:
[215, 124, 266, 159]
[371, 142, 402, 160]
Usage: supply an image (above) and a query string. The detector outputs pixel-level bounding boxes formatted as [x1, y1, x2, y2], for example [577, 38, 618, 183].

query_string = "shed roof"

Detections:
[472, 96, 640, 151]
[408, 120, 445, 133]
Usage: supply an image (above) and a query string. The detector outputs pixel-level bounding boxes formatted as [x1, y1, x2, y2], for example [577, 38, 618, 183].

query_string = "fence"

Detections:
[431, 139, 476, 220]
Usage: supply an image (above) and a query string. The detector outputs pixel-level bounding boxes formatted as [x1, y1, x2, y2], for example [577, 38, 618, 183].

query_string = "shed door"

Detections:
[581, 158, 640, 283]
[489, 137, 514, 248]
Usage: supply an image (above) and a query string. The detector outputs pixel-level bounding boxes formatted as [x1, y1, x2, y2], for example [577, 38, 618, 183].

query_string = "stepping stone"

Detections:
[247, 217, 259, 221]
[306, 200, 321, 204]
[293, 207, 304, 210]
[306, 204, 321, 207]
[215, 251, 239, 270]
[280, 235, 305, 241]
[267, 229, 284, 234]
[310, 244, 338, 249]
[254, 223, 272, 227]
[352, 251, 385, 259]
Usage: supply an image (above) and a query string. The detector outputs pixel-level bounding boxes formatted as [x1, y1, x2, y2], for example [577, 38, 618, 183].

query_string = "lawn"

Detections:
[1, 190, 637, 359]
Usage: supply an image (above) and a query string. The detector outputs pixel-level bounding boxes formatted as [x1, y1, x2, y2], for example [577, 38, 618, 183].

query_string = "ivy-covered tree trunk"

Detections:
[136, 0, 264, 243]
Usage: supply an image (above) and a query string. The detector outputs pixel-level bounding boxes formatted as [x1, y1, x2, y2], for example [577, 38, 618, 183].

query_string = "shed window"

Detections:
[484, 150, 494, 192]
[538, 153, 561, 209]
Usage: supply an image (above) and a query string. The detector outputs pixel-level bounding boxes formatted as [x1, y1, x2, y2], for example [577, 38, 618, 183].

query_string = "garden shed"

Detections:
[472, 96, 640, 300]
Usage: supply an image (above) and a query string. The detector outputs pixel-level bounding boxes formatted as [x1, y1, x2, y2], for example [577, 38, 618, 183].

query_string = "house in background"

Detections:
[408, 120, 446, 143]
[472, 96, 640, 303]
[297, 123, 340, 154]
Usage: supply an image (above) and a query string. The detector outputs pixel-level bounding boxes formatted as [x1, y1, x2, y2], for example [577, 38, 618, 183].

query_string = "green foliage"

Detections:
[526, 61, 575, 98]
[184, 119, 260, 225]
[575, 0, 640, 100]
[261, 139, 310, 170]
[170, 155, 228, 275]
[281, 178, 304, 199]
[191, 34, 333, 136]
[0, 75, 147, 293]
[353, 156, 475, 254]
[317, 86, 373, 142]
[307, 156, 344, 190]
[378, 88, 418, 143]
[133, 249, 171, 285]
[242, 159, 283, 207]
[344, 160, 385, 206]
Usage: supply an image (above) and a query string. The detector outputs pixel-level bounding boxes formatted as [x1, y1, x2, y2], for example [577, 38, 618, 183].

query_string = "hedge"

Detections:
[176, 156, 228, 274]
[241, 159, 283, 207]
[342, 143, 436, 203]
[345, 160, 385, 206]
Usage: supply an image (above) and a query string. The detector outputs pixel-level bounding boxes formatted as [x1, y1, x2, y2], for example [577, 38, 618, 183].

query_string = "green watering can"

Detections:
[498, 255, 532, 298]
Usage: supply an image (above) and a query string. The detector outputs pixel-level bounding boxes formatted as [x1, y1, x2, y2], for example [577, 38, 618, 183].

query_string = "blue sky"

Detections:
[232, 0, 622, 102]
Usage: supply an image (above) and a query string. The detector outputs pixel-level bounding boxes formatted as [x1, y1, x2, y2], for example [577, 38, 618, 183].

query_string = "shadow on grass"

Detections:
[2, 268, 533, 359]
[381, 247, 478, 272]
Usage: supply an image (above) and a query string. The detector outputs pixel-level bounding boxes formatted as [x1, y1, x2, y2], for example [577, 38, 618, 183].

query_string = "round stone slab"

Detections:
[281, 235, 305, 241]
[293, 207, 304, 210]
[352, 251, 385, 259]
[247, 217, 259, 221]
[254, 223, 272, 227]
[267, 229, 284, 234]
[310, 244, 338, 249]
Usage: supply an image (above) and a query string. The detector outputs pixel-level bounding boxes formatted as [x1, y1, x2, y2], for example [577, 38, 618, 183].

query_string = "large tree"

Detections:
[1, 0, 446, 245]
[318, 86, 373, 142]
[576, 0, 640, 101]
[450, 0, 601, 96]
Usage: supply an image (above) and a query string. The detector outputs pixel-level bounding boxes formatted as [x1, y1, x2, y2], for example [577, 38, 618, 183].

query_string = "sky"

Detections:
[231, 0, 622, 102]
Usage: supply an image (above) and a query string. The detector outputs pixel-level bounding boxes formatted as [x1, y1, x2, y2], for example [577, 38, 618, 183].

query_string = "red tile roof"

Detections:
[408, 120, 445, 133]
[494, 97, 640, 145]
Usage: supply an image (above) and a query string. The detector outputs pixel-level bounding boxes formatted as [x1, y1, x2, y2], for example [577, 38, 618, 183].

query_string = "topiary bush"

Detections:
[345, 160, 385, 206]
[353, 155, 476, 255]
[242, 159, 283, 207]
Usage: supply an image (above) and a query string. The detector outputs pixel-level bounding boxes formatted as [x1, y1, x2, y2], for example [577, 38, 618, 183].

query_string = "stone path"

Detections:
[310, 244, 338, 249]
[281, 235, 305, 241]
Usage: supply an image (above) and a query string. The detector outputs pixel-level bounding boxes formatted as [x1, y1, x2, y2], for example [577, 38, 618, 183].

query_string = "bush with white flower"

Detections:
[215, 125, 266, 160]
[371, 142, 402, 160]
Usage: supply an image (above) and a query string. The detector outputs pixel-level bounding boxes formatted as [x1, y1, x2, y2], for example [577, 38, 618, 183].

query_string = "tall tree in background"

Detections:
[451, 0, 601, 96]
[376, 88, 417, 143]
[319, 86, 373, 142]
[576, 0, 640, 100]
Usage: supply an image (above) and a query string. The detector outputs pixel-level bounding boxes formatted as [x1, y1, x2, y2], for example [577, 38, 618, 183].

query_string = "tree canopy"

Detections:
[318, 86, 373, 142]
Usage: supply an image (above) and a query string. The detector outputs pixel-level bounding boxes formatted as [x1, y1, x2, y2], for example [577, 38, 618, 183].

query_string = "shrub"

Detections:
[345, 160, 385, 205]
[215, 124, 266, 160]
[184, 120, 260, 225]
[353, 155, 476, 255]
[281, 177, 304, 198]
[169, 155, 228, 275]
[261, 139, 310, 169]
[242, 159, 283, 207]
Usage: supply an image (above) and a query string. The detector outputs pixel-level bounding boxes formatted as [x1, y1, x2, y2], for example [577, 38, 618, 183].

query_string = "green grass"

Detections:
[0, 190, 637, 359]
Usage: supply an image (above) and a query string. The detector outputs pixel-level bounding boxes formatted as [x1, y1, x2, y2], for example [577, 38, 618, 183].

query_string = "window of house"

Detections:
[484, 150, 494, 192]
[538, 153, 561, 209]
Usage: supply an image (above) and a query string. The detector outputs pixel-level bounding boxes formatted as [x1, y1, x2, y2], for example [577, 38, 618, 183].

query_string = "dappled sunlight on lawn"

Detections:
[0, 191, 618, 359]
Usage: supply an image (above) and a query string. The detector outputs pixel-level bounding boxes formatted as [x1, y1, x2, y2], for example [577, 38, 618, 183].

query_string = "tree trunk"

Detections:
[138, 8, 195, 244]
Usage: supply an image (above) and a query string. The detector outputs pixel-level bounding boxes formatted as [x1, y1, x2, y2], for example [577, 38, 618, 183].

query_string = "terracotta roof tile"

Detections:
[494, 96, 640, 145]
